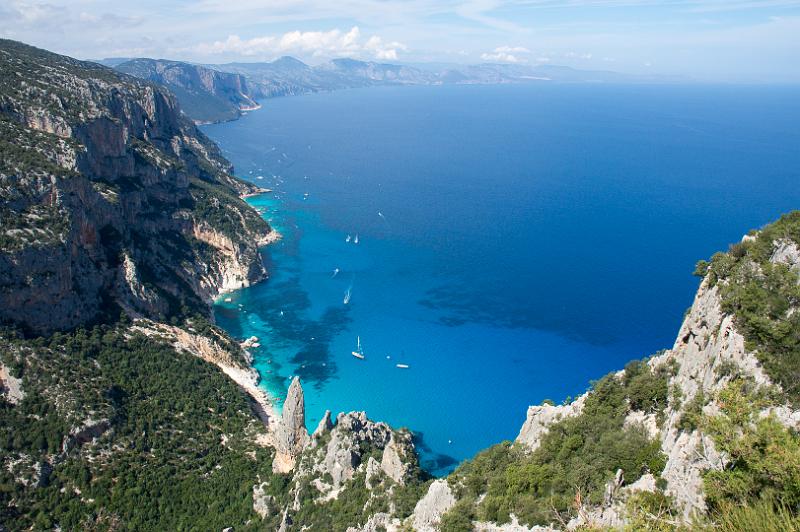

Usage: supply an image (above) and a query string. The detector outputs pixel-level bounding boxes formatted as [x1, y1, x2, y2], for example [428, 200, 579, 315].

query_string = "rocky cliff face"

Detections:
[0, 39, 273, 334]
[509, 225, 800, 529]
[115, 58, 260, 123]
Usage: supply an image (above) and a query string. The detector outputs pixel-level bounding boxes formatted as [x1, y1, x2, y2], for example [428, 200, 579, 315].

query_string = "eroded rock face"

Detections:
[381, 433, 412, 484]
[0, 40, 272, 334]
[115, 58, 260, 123]
[280, 377, 308, 454]
[516, 394, 587, 451]
[412, 479, 456, 532]
[312, 409, 333, 440]
[272, 377, 309, 473]
[253, 482, 274, 518]
[510, 235, 800, 528]
[316, 412, 392, 489]
[0, 365, 24, 405]
[770, 238, 800, 272]
[654, 278, 768, 517]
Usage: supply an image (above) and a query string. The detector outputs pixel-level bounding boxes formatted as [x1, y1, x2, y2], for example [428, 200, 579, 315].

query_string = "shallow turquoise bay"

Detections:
[204, 83, 800, 474]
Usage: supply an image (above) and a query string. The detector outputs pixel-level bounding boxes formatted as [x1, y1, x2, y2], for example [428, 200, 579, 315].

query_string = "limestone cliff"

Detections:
[115, 58, 260, 124]
[508, 221, 800, 530]
[0, 39, 273, 334]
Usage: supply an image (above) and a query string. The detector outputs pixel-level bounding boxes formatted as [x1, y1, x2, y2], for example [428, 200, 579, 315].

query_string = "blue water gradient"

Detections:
[203, 83, 800, 475]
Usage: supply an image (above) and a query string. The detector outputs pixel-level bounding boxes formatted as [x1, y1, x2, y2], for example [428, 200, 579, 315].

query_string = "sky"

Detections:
[0, 0, 799, 82]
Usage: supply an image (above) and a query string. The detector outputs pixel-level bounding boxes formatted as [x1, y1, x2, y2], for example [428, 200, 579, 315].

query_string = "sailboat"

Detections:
[396, 350, 409, 368]
[352, 336, 365, 359]
[343, 287, 351, 305]
[345, 234, 352, 242]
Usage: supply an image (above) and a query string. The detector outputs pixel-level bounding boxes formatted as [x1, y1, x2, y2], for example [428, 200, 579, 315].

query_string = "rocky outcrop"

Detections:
[0, 39, 273, 334]
[411, 479, 456, 532]
[311, 412, 394, 490]
[380, 434, 411, 484]
[0, 364, 24, 404]
[653, 276, 769, 517]
[253, 481, 275, 518]
[115, 58, 260, 123]
[516, 394, 587, 451]
[277, 378, 308, 454]
[61, 418, 111, 454]
[509, 232, 800, 528]
[311, 409, 333, 440]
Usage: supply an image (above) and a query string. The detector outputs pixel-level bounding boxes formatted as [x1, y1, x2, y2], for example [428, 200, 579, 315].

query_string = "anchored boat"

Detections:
[352, 336, 365, 359]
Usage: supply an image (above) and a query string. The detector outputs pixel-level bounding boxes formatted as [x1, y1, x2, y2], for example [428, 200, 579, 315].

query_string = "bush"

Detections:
[443, 362, 669, 527]
[703, 381, 800, 512]
[702, 211, 800, 405]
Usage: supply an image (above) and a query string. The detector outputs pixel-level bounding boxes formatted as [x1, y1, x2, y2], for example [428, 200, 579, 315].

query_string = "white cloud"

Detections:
[190, 26, 406, 61]
[481, 51, 522, 62]
[481, 45, 531, 62]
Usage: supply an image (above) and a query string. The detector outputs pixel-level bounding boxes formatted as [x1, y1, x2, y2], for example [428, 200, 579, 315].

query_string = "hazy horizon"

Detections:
[1, 0, 799, 83]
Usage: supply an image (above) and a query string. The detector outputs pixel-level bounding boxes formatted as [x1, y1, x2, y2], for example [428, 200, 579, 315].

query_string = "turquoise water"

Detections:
[204, 84, 800, 475]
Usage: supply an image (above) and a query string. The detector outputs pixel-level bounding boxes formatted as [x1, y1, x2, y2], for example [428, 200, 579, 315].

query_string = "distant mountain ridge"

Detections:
[108, 55, 679, 123]
[115, 58, 259, 123]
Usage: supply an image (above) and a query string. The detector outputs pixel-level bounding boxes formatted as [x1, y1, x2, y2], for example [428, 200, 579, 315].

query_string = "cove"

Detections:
[204, 83, 800, 474]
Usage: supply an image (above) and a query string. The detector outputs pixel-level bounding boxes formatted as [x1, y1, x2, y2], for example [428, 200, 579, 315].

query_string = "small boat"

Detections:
[396, 364, 409, 369]
[346, 234, 352, 243]
[343, 288, 351, 305]
[332, 268, 340, 278]
[354, 233, 359, 244]
[224, 297, 232, 302]
[352, 336, 365, 359]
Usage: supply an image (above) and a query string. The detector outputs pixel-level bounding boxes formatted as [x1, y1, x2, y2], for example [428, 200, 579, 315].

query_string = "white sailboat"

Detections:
[352, 336, 365, 359]
[343, 287, 351, 305]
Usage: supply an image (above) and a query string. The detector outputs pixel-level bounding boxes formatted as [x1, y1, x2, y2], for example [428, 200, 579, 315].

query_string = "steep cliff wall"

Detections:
[115, 58, 260, 123]
[0, 39, 273, 334]
[506, 218, 800, 530]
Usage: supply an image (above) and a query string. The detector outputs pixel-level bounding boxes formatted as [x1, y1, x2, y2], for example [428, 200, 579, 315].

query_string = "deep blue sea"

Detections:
[203, 83, 800, 475]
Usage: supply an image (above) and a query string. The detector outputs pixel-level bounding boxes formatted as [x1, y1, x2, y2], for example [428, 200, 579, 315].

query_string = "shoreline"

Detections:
[133, 320, 279, 430]
[241, 187, 272, 199]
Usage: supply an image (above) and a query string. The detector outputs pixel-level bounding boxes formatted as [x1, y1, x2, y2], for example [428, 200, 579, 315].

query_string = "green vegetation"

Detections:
[702, 380, 800, 512]
[701, 211, 800, 404]
[189, 176, 268, 242]
[623, 490, 681, 532]
[0, 324, 276, 530]
[442, 358, 670, 527]
[701, 502, 800, 532]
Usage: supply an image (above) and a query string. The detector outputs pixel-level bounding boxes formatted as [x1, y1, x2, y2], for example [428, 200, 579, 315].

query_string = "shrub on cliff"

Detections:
[443, 362, 669, 527]
[703, 211, 800, 405]
[703, 381, 800, 513]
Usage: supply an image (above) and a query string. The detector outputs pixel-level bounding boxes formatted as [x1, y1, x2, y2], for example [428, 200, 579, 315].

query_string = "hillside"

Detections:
[1, 39, 799, 531]
[115, 58, 260, 124]
[0, 39, 430, 531]
[111, 55, 672, 124]
[0, 39, 272, 334]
